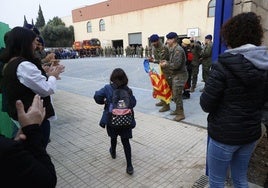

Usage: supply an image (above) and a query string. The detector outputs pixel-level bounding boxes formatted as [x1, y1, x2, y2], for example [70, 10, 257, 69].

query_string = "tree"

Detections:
[41, 17, 74, 47]
[23, 15, 28, 27]
[47, 17, 65, 27]
[35, 5, 45, 29]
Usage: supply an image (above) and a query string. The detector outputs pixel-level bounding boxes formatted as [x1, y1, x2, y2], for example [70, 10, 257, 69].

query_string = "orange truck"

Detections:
[72, 38, 101, 57]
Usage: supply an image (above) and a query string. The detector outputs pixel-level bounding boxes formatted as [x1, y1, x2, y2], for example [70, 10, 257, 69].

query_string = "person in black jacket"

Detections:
[0, 95, 57, 188]
[263, 102, 268, 188]
[200, 12, 268, 187]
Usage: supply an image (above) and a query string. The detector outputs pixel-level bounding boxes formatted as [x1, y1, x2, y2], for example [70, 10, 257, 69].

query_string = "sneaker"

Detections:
[109, 148, 116, 159]
[126, 166, 134, 175]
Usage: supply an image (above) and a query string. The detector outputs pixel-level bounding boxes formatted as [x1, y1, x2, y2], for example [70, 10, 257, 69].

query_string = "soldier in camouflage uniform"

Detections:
[148, 34, 170, 112]
[104, 47, 107, 57]
[112, 47, 116, 57]
[145, 45, 149, 58]
[148, 46, 152, 58]
[160, 32, 188, 121]
[130, 46, 135, 57]
[125, 46, 130, 57]
[120, 46, 124, 57]
[190, 40, 202, 92]
[116, 47, 120, 57]
[137, 46, 141, 58]
[140, 45, 144, 58]
[199, 34, 213, 92]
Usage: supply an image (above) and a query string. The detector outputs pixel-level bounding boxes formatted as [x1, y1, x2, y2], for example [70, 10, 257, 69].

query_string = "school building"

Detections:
[71, 0, 268, 50]
[71, 0, 216, 49]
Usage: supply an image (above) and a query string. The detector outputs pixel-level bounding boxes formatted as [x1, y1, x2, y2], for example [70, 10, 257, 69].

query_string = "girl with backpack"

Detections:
[94, 68, 136, 175]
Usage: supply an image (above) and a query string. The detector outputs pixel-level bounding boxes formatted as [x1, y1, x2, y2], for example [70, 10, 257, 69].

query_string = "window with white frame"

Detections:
[87, 21, 92, 33]
[99, 19, 105, 31]
[208, 0, 216, 17]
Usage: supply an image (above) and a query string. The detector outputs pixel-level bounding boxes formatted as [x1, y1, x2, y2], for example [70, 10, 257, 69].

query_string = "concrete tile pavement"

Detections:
[48, 90, 207, 187]
[47, 89, 262, 188]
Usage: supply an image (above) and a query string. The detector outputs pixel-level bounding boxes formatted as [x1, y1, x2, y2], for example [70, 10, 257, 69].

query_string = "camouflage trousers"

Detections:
[169, 72, 188, 109]
[202, 60, 212, 83]
[191, 60, 201, 88]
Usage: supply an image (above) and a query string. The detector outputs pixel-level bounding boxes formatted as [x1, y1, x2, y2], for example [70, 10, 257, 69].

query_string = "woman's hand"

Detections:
[47, 64, 65, 80]
[16, 95, 46, 127]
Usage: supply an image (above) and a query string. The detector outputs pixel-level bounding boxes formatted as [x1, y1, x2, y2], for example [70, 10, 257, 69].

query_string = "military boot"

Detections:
[173, 109, 185, 122]
[190, 86, 196, 93]
[182, 91, 190, 99]
[159, 103, 170, 112]
[170, 109, 179, 115]
[155, 100, 164, 106]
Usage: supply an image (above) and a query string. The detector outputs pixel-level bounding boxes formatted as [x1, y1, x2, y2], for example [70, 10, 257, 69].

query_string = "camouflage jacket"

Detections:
[200, 42, 213, 60]
[152, 43, 169, 64]
[192, 42, 202, 62]
[165, 44, 187, 75]
[152, 43, 170, 75]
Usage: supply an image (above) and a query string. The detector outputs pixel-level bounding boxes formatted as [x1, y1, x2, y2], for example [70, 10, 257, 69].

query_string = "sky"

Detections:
[1, 0, 106, 28]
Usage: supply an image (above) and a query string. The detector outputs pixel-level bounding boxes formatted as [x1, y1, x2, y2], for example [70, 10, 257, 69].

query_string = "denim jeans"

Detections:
[207, 137, 256, 188]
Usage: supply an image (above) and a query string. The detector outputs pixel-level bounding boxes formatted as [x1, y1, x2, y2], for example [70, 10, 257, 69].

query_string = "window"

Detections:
[208, 0, 216, 17]
[87, 21, 92, 33]
[99, 19, 105, 31]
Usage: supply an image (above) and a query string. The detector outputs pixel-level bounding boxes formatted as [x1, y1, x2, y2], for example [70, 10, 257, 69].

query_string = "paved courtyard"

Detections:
[46, 58, 261, 188]
[48, 90, 207, 187]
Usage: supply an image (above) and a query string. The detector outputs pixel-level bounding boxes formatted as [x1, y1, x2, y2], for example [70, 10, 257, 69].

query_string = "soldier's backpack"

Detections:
[108, 87, 133, 129]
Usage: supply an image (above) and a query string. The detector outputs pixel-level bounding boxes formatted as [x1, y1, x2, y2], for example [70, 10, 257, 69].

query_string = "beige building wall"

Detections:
[73, 0, 214, 48]
[233, 0, 268, 46]
[61, 16, 73, 27]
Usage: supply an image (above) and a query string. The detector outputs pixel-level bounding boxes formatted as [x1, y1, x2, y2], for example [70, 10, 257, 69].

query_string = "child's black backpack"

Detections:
[108, 87, 133, 129]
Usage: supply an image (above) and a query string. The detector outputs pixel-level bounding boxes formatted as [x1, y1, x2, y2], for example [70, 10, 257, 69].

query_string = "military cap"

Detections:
[150, 34, 159, 42]
[205, 34, 212, 40]
[166, 32, 178, 39]
[37, 36, 44, 46]
[182, 38, 191, 45]
[24, 23, 40, 35]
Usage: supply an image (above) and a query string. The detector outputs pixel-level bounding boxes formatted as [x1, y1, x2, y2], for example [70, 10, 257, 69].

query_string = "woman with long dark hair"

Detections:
[1, 26, 64, 147]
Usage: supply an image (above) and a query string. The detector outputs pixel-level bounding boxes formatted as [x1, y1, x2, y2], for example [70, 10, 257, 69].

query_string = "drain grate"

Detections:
[192, 175, 209, 188]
